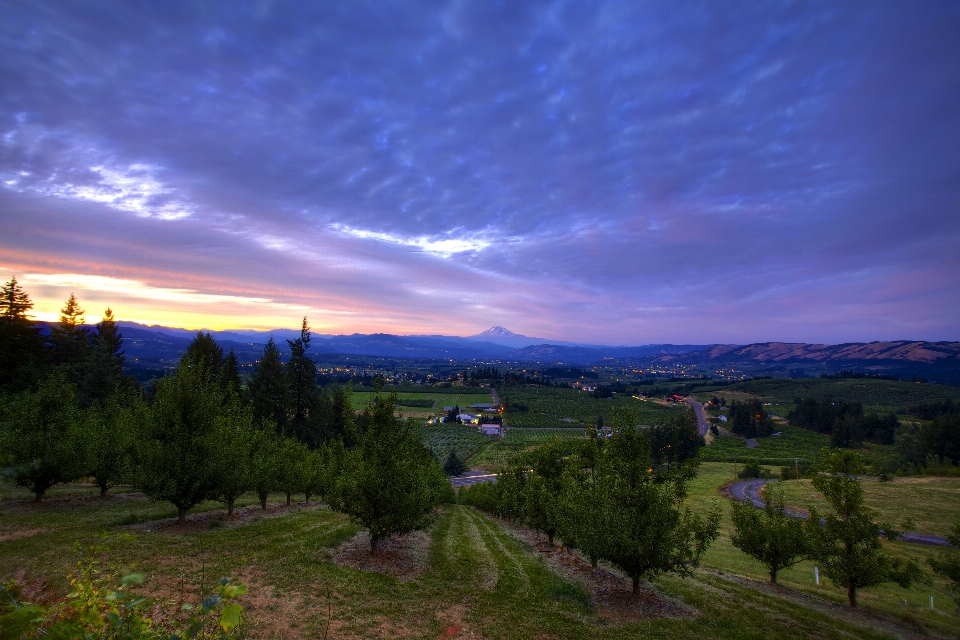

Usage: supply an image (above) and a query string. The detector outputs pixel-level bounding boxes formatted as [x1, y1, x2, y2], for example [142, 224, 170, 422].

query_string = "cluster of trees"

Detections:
[0, 280, 452, 551]
[731, 450, 925, 607]
[460, 409, 720, 592]
[788, 399, 898, 446]
[728, 399, 776, 438]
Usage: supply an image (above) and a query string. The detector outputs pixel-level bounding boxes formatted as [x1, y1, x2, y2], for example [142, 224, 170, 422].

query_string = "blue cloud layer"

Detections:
[1, 1, 958, 342]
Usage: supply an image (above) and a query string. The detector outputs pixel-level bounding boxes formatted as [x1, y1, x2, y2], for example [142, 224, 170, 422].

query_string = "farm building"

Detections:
[478, 423, 503, 437]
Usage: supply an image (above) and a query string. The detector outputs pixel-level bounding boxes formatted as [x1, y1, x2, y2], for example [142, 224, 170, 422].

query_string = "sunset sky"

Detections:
[1, 2, 958, 344]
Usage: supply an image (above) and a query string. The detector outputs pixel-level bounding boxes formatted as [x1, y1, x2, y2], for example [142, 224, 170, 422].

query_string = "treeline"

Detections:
[788, 399, 899, 447]
[0, 280, 452, 549]
[459, 409, 718, 592]
[727, 399, 776, 438]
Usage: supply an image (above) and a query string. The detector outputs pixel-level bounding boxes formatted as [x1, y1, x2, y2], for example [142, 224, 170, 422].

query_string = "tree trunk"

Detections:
[286, 492, 292, 506]
[178, 506, 186, 523]
[591, 557, 598, 570]
[370, 537, 378, 556]
[260, 492, 268, 509]
[304, 492, 311, 504]
[548, 533, 554, 547]
[99, 483, 109, 498]
[34, 491, 43, 503]
[227, 498, 235, 516]
[632, 576, 639, 594]
[847, 584, 857, 607]
[770, 568, 777, 584]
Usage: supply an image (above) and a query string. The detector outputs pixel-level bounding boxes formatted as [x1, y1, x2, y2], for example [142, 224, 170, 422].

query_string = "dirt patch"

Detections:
[332, 529, 431, 582]
[1, 492, 147, 514]
[124, 501, 328, 535]
[491, 515, 696, 623]
[0, 528, 54, 543]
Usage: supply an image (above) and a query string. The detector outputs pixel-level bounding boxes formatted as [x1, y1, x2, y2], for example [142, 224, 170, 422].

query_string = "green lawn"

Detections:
[702, 425, 830, 463]
[4, 479, 956, 638]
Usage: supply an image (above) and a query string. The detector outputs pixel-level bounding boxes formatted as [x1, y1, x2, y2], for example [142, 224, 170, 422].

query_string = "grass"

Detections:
[702, 425, 830, 463]
[770, 474, 960, 538]
[498, 386, 683, 429]
[468, 428, 586, 467]
[5, 480, 956, 638]
[351, 391, 494, 412]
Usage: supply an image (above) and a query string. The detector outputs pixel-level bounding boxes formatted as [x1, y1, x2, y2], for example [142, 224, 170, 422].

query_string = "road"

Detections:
[728, 478, 950, 547]
[450, 470, 498, 487]
[686, 397, 709, 437]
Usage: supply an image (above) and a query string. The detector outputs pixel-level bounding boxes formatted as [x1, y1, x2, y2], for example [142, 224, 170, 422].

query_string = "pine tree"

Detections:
[221, 350, 242, 393]
[0, 277, 44, 393]
[286, 317, 318, 444]
[181, 332, 224, 383]
[250, 338, 288, 435]
[83, 308, 126, 405]
[49, 293, 92, 385]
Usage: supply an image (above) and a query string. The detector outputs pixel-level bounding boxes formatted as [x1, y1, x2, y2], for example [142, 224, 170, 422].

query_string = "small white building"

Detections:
[478, 423, 503, 437]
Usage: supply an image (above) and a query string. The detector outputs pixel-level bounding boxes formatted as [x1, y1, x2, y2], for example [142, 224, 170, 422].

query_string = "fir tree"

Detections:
[0, 276, 44, 393]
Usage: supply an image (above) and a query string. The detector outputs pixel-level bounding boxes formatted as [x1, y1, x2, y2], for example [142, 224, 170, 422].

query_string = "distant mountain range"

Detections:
[50, 322, 958, 384]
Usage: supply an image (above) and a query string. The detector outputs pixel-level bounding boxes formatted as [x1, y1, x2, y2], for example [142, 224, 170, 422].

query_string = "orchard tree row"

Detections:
[460, 408, 721, 593]
[0, 278, 451, 551]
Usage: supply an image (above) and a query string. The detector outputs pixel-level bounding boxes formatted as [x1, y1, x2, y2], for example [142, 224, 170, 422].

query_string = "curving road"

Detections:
[686, 397, 709, 437]
[728, 478, 950, 547]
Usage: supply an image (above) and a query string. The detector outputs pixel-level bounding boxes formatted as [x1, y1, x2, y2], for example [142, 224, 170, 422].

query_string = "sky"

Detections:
[1, 1, 958, 345]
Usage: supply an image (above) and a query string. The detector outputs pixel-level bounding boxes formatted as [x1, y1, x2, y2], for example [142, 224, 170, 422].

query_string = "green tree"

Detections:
[524, 439, 567, 546]
[558, 430, 617, 569]
[136, 363, 223, 522]
[928, 522, 960, 612]
[209, 394, 258, 515]
[182, 332, 224, 383]
[0, 371, 84, 500]
[48, 293, 92, 385]
[250, 338, 287, 435]
[599, 408, 720, 593]
[221, 349, 242, 394]
[730, 485, 809, 583]
[249, 423, 283, 509]
[83, 391, 144, 497]
[443, 450, 467, 476]
[286, 317, 318, 444]
[0, 276, 45, 393]
[82, 308, 126, 405]
[806, 449, 923, 607]
[277, 436, 313, 505]
[329, 392, 449, 554]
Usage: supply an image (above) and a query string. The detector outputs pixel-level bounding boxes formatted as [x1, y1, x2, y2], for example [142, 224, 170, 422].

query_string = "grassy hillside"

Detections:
[3, 477, 957, 638]
[498, 386, 683, 428]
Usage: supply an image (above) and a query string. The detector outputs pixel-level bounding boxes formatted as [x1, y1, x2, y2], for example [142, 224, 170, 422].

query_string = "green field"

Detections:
[469, 428, 585, 467]
[695, 377, 960, 415]
[702, 425, 831, 463]
[2, 467, 957, 638]
[420, 422, 493, 463]
[350, 391, 494, 412]
[769, 475, 960, 539]
[498, 386, 683, 429]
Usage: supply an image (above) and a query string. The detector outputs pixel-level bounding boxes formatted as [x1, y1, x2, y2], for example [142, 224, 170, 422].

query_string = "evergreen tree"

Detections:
[82, 308, 126, 405]
[730, 486, 809, 583]
[220, 350, 242, 394]
[0, 371, 84, 501]
[806, 449, 922, 606]
[48, 293, 92, 385]
[0, 276, 44, 393]
[181, 332, 224, 383]
[329, 391, 450, 554]
[443, 450, 467, 476]
[286, 317, 318, 444]
[250, 338, 287, 435]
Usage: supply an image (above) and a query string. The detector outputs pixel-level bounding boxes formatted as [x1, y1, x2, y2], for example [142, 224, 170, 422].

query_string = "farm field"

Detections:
[702, 425, 831, 463]
[350, 391, 494, 413]
[2, 470, 958, 637]
[694, 378, 960, 416]
[498, 386, 683, 429]
[469, 428, 585, 467]
[420, 422, 493, 464]
[770, 474, 960, 539]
